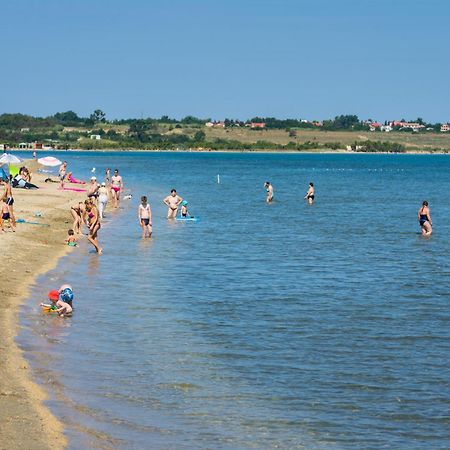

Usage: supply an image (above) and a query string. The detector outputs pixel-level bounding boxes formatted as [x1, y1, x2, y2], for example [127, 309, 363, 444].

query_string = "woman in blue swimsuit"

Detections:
[418, 201, 432, 236]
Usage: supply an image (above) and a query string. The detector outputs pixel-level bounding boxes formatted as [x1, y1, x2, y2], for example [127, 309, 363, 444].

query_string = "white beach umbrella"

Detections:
[37, 156, 63, 167]
[0, 153, 22, 165]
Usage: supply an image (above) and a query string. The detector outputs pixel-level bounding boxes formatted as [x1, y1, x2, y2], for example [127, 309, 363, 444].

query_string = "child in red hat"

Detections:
[42, 289, 73, 317]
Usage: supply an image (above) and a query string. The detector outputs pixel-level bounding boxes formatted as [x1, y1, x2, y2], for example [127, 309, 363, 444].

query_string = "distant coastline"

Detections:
[1, 112, 450, 154]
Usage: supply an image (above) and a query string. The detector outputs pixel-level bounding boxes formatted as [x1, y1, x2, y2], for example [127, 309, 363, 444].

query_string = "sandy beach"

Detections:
[0, 165, 84, 450]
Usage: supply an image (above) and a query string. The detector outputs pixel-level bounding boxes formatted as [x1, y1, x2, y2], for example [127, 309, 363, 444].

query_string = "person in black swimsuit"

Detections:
[304, 182, 315, 204]
[418, 200, 432, 236]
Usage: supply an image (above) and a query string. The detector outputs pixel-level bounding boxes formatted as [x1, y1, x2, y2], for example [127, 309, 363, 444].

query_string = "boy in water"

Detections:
[138, 196, 152, 238]
[180, 200, 192, 218]
[65, 229, 77, 246]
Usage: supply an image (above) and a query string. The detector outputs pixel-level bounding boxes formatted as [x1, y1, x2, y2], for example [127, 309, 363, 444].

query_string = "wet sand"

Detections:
[0, 167, 85, 450]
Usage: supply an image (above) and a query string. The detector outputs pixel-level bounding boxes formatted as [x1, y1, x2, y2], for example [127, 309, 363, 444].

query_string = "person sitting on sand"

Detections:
[43, 288, 73, 317]
[12, 173, 39, 189]
[264, 181, 273, 203]
[65, 229, 77, 246]
[418, 200, 432, 236]
[163, 189, 182, 219]
[19, 166, 32, 182]
[304, 182, 315, 204]
[138, 195, 152, 238]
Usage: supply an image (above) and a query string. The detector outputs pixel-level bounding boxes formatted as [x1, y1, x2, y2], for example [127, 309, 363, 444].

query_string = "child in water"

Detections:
[180, 200, 192, 218]
[65, 229, 77, 246]
[138, 195, 152, 238]
[42, 285, 74, 317]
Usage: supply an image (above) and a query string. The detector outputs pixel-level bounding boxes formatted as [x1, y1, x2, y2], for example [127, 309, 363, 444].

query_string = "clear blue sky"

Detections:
[1, 0, 449, 122]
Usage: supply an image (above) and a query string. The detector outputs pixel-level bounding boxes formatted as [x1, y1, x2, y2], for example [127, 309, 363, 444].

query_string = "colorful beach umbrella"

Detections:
[0, 153, 22, 165]
[37, 156, 62, 167]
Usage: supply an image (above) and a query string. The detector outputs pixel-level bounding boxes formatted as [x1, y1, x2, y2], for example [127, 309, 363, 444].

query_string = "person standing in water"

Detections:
[85, 200, 102, 254]
[98, 182, 109, 219]
[304, 182, 315, 204]
[138, 196, 152, 238]
[110, 169, 123, 208]
[163, 189, 183, 219]
[418, 201, 432, 236]
[264, 181, 273, 203]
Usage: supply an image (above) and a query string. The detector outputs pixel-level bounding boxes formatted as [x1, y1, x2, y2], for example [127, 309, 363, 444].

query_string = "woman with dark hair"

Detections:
[418, 201, 432, 236]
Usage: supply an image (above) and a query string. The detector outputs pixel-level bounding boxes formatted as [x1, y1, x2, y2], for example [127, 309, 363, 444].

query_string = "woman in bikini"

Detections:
[70, 201, 85, 234]
[418, 200, 432, 236]
[85, 200, 102, 254]
[110, 169, 123, 208]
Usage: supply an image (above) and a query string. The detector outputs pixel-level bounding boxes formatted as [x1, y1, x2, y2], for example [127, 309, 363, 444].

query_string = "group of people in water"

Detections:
[67, 166, 124, 254]
[264, 181, 315, 204]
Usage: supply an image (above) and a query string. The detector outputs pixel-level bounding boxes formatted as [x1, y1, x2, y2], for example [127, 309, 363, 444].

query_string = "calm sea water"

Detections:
[19, 152, 450, 450]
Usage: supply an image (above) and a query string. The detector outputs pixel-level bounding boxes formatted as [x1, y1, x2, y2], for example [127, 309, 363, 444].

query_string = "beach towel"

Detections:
[62, 187, 87, 192]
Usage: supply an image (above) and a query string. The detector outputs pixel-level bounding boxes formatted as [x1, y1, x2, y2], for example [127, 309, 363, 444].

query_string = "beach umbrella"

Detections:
[37, 156, 62, 167]
[0, 153, 22, 165]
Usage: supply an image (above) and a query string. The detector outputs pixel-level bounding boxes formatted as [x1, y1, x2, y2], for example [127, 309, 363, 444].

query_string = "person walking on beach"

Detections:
[418, 201, 432, 236]
[264, 181, 273, 203]
[138, 196, 152, 238]
[304, 182, 315, 204]
[87, 176, 100, 202]
[111, 169, 123, 208]
[1, 178, 16, 229]
[163, 189, 183, 219]
[98, 182, 109, 219]
[59, 161, 67, 189]
[85, 200, 102, 254]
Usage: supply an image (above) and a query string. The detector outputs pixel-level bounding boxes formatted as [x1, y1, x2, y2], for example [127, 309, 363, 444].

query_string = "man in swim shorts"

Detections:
[163, 189, 183, 219]
[110, 169, 123, 208]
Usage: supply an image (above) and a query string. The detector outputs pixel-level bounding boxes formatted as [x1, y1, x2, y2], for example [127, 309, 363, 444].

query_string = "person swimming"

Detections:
[418, 200, 432, 236]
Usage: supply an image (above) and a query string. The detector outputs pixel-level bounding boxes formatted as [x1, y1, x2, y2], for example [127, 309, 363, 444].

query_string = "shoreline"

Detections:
[9, 148, 450, 155]
[0, 167, 85, 449]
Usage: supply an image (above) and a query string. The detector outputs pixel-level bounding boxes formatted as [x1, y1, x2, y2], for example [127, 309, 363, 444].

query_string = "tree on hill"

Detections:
[90, 109, 106, 123]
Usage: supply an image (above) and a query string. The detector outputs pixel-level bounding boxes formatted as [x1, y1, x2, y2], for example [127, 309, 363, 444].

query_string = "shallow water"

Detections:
[20, 152, 450, 449]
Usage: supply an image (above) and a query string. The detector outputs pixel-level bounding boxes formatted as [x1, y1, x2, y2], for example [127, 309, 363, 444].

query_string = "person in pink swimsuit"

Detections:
[110, 169, 123, 208]
[85, 200, 102, 254]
